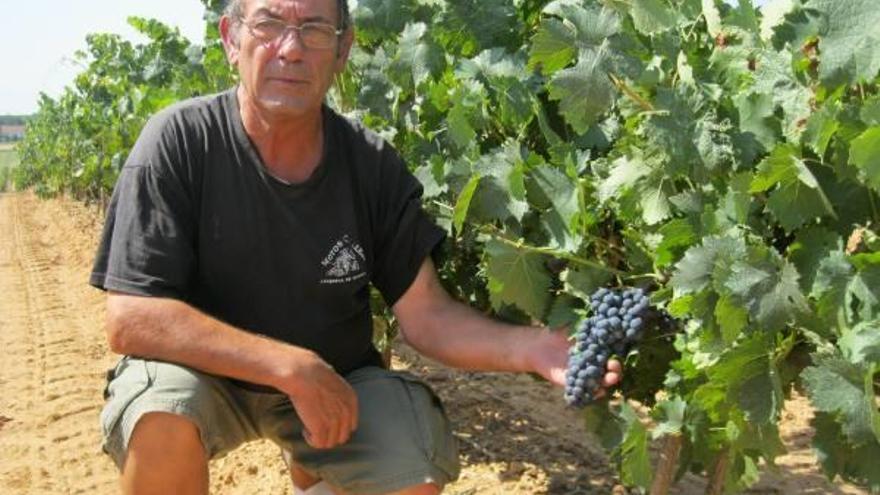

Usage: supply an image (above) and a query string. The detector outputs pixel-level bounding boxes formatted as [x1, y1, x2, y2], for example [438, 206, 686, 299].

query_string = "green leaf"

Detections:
[619, 403, 653, 489]
[803, 104, 840, 158]
[849, 127, 880, 192]
[656, 219, 698, 268]
[453, 175, 481, 234]
[547, 45, 616, 134]
[671, 234, 748, 295]
[715, 294, 749, 344]
[862, 95, 880, 127]
[813, 412, 880, 492]
[546, 294, 582, 329]
[630, 0, 677, 35]
[702, 0, 723, 38]
[484, 240, 552, 319]
[788, 226, 841, 292]
[597, 156, 651, 203]
[803, 355, 880, 445]
[392, 23, 444, 87]
[839, 321, 880, 365]
[529, 18, 577, 74]
[750, 145, 836, 231]
[736, 92, 780, 151]
[724, 256, 809, 330]
[811, 250, 852, 327]
[563, 265, 614, 301]
[807, 0, 880, 86]
[653, 396, 687, 439]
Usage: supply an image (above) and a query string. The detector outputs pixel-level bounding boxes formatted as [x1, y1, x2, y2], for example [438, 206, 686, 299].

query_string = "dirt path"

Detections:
[0, 192, 866, 494]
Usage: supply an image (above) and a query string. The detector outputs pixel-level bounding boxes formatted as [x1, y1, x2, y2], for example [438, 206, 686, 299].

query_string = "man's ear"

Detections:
[334, 27, 355, 73]
[219, 15, 240, 65]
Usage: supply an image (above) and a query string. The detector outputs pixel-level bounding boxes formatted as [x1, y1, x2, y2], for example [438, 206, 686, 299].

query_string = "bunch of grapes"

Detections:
[564, 287, 652, 408]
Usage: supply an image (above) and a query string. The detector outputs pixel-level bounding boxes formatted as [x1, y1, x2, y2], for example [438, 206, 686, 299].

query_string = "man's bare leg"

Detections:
[290, 463, 441, 495]
[121, 412, 209, 495]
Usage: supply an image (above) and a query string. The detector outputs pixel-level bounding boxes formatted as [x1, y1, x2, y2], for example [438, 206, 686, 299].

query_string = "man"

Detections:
[91, 0, 623, 494]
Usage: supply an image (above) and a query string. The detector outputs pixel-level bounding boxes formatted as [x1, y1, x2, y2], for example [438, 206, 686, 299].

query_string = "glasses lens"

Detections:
[251, 19, 286, 41]
[300, 23, 337, 49]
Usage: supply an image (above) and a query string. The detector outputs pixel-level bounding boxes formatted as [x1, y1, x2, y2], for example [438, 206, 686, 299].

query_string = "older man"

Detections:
[91, 0, 622, 493]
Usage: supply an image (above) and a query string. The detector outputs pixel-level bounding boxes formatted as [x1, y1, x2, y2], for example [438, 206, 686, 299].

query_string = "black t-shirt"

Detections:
[90, 88, 445, 374]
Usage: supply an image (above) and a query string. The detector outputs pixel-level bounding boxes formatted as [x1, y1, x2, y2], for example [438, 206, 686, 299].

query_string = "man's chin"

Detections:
[257, 97, 318, 118]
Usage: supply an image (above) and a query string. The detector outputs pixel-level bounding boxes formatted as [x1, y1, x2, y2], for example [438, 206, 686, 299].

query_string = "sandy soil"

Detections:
[0, 191, 867, 494]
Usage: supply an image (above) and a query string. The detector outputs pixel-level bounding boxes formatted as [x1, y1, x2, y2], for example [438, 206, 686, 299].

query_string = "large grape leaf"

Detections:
[469, 145, 530, 225]
[529, 3, 620, 74]
[849, 127, 880, 192]
[484, 240, 552, 319]
[706, 334, 784, 425]
[630, 0, 677, 35]
[749, 145, 835, 232]
[810, 250, 853, 328]
[807, 0, 880, 87]
[444, 0, 521, 54]
[547, 45, 617, 134]
[671, 234, 748, 295]
[803, 355, 880, 446]
[838, 321, 880, 365]
[812, 412, 880, 492]
[353, 0, 419, 43]
[390, 23, 445, 88]
[724, 254, 810, 330]
[751, 50, 812, 142]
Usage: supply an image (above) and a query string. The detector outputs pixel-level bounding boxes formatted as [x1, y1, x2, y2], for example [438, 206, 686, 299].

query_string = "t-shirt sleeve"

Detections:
[89, 114, 197, 300]
[371, 152, 446, 307]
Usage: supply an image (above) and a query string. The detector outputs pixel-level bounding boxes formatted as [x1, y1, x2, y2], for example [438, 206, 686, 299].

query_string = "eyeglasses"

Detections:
[241, 18, 343, 50]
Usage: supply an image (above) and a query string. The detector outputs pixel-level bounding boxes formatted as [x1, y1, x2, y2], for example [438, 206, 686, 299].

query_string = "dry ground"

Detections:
[0, 191, 866, 494]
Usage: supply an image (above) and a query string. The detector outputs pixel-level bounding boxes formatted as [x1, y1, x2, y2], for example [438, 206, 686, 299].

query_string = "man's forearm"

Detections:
[398, 297, 542, 374]
[106, 293, 314, 393]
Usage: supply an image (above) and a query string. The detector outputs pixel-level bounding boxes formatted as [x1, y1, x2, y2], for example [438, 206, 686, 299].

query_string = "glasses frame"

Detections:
[239, 16, 344, 50]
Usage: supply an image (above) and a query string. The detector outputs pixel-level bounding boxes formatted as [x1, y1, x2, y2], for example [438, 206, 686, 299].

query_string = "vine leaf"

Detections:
[484, 239, 552, 320]
[750, 145, 836, 232]
[807, 0, 880, 86]
[803, 355, 880, 446]
[630, 0, 677, 35]
[849, 127, 880, 192]
[547, 45, 617, 134]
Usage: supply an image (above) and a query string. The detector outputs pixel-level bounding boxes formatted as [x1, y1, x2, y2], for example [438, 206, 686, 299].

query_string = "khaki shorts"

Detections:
[100, 357, 460, 494]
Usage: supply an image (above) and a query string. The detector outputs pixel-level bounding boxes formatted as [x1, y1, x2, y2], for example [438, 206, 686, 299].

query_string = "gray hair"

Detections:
[224, 0, 351, 30]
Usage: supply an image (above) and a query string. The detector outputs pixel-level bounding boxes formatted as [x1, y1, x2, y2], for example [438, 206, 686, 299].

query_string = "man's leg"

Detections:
[121, 412, 208, 495]
[268, 367, 459, 495]
[290, 463, 441, 495]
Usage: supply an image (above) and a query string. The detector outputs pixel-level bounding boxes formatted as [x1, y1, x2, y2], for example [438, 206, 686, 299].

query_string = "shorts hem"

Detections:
[105, 398, 209, 469]
[332, 464, 458, 495]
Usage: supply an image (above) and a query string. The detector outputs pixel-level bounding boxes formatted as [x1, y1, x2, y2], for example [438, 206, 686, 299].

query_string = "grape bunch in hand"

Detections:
[564, 287, 651, 408]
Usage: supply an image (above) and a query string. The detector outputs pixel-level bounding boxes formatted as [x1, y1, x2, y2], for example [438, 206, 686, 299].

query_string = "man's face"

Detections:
[221, 0, 353, 118]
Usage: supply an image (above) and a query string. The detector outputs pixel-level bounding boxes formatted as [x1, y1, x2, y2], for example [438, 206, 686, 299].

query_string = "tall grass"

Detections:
[0, 144, 19, 191]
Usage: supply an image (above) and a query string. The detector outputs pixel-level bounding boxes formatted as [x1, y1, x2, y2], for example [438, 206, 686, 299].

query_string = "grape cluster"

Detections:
[564, 287, 651, 408]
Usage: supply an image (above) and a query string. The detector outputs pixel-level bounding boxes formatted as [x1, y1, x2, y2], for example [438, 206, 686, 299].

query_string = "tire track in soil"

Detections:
[0, 193, 116, 494]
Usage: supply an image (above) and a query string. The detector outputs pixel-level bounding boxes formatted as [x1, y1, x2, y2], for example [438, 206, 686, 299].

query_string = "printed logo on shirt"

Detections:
[320, 235, 367, 285]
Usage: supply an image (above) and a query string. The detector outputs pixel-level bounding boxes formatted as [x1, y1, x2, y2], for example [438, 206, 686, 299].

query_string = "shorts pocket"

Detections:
[393, 372, 460, 480]
[99, 357, 156, 440]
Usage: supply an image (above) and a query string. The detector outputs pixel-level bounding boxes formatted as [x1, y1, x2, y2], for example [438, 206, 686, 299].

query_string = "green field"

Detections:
[0, 143, 19, 168]
[0, 144, 19, 190]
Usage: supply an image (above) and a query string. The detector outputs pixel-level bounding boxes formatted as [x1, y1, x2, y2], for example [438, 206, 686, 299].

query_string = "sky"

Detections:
[1, 0, 769, 116]
[0, 0, 207, 115]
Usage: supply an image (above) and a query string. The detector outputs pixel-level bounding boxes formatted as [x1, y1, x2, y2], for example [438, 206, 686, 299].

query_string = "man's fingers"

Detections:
[607, 359, 623, 373]
[603, 371, 621, 387]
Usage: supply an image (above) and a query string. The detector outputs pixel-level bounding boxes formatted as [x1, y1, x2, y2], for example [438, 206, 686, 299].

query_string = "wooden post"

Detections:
[649, 434, 683, 495]
[705, 449, 730, 495]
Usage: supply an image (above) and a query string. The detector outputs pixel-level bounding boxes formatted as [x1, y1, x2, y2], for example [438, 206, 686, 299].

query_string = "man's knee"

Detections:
[388, 483, 442, 495]
[125, 412, 206, 467]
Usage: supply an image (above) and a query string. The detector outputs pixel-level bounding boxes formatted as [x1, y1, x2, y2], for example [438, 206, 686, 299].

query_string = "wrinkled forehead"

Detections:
[242, 0, 338, 24]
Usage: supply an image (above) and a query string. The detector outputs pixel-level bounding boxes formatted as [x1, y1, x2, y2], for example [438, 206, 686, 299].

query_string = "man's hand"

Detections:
[527, 328, 622, 399]
[279, 351, 359, 450]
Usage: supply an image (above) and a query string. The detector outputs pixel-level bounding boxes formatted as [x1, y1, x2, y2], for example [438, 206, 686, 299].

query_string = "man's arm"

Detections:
[105, 292, 358, 449]
[392, 259, 621, 388]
